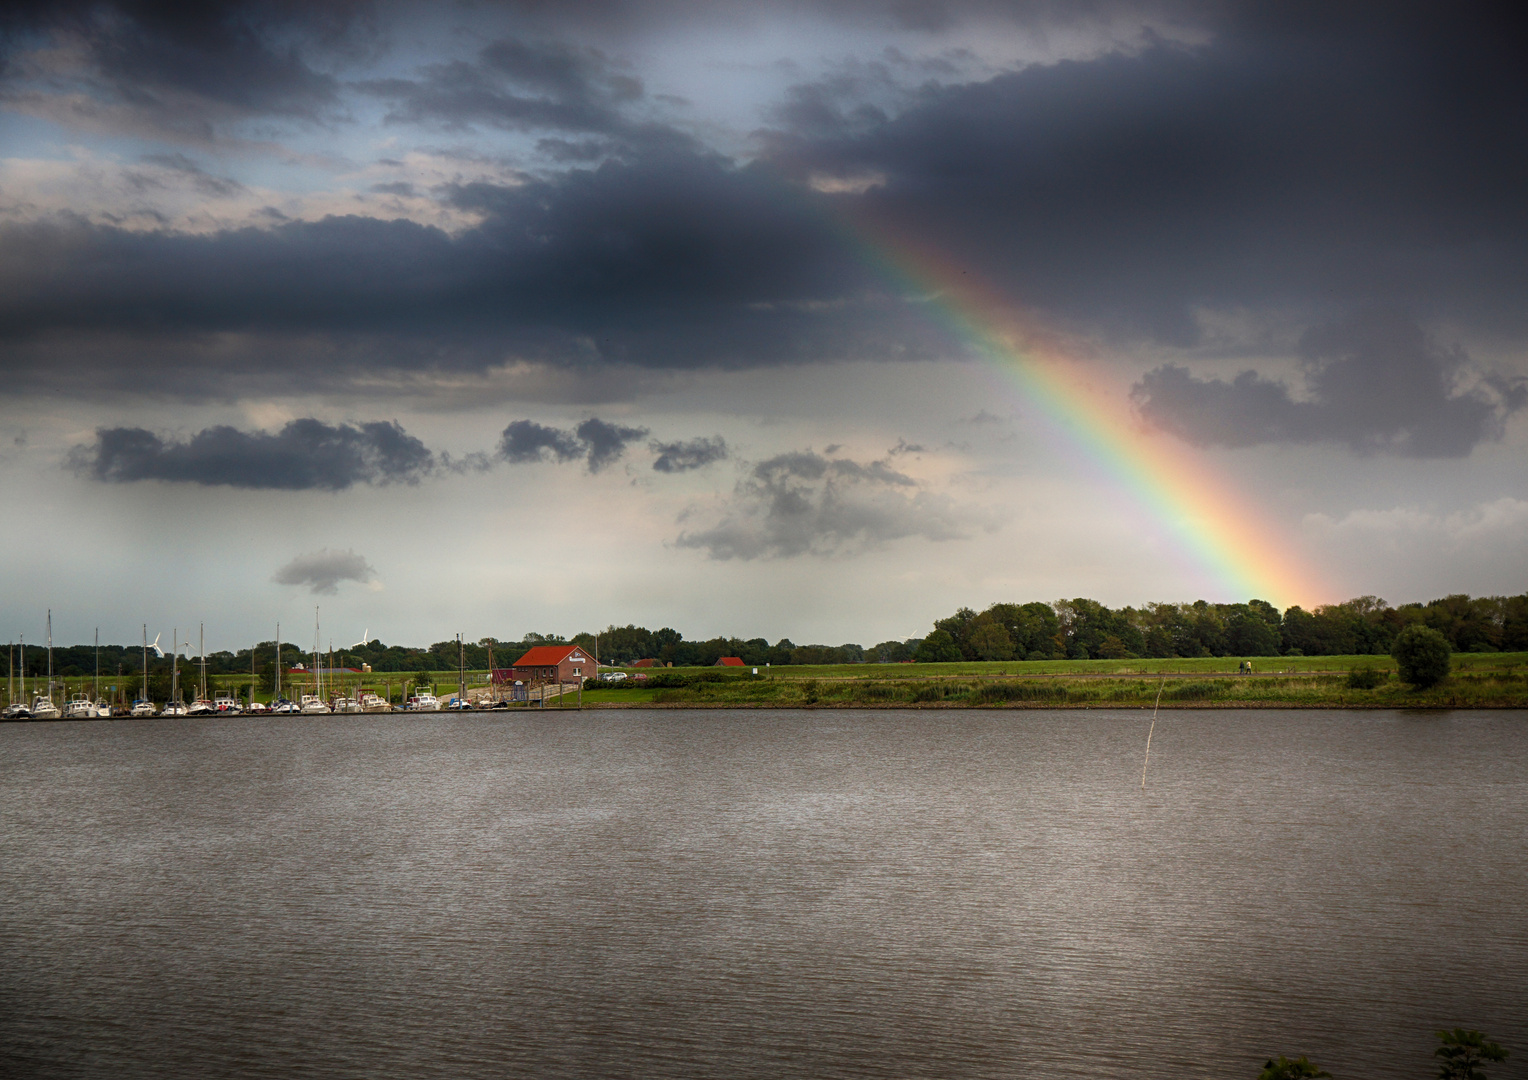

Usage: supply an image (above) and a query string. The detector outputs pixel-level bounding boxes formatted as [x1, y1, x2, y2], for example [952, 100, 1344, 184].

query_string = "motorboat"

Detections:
[333, 696, 362, 714]
[405, 692, 440, 712]
[2, 702, 31, 720]
[30, 694, 61, 720]
[246, 700, 269, 714]
[64, 695, 94, 719]
[298, 694, 331, 714]
[213, 692, 241, 714]
[187, 698, 216, 716]
[444, 695, 473, 711]
[270, 698, 299, 715]
[359, 693, 390, 713]
[162, 700, 189, 717]
[130, 699, 156, 717]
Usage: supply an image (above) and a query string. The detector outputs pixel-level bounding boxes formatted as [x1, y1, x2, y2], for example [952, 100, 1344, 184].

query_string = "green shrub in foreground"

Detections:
[1392, 625, 1452, 688]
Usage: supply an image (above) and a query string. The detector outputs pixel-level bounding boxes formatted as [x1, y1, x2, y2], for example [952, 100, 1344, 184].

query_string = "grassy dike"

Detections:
[577, 652, 1528, 709]
[82, 651, 1524, 710]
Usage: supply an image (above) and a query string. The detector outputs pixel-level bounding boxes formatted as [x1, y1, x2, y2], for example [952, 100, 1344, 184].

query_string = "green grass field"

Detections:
[40, 652, 1525, 710]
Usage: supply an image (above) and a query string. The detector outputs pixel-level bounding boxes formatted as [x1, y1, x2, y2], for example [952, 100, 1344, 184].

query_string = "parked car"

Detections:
[600, 672, 628, 682]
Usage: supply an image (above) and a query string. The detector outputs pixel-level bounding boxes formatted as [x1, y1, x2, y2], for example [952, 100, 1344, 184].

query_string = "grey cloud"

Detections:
[498, 416, 647, 471]
[576, 417, 648, 472]
[650, 435, 728, 473]
[356, 36, 642, 138]
[676, 450, 981, 559]
[766, 6, 1528, 343]
[272, 548, 376, 595]
[137, 153, 247, 197]
[74, 418, 434, 489]
[3, 4, 1527, 403]
[498, 419, 584, 464]
[1131, 312, 1525, 458]
[0, 1, 367, 142]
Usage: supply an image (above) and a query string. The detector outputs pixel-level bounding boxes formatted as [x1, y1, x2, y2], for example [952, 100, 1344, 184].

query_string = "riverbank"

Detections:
[578, 654, 1528, 709]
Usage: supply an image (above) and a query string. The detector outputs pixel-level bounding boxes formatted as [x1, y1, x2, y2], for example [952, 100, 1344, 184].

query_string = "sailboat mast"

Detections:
[275, 623, 281, 698]
[142, 625, 148, 704]
[46, 610, 53, 702]
[171, 626, 179, 704]
[199, 624, 206, 701]
[94, 628, 100, 702]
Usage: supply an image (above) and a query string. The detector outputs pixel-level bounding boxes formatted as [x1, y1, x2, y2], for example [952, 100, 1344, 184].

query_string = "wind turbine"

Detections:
[353, 629, 369, 649]
[149, 632, 165, 659]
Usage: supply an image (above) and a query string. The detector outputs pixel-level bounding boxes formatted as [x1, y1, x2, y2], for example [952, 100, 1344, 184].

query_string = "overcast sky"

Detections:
[2, 0, 1524, 653]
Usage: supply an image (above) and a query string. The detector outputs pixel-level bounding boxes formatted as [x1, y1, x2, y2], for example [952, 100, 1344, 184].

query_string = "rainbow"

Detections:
[837, 216, 1328, 609]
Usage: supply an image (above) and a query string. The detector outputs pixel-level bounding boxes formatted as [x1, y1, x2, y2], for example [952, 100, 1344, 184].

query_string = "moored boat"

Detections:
[130, 699, 156, 717]
[405, 692, 440, 711]
[359, 692, 390, 713]
[162, 700, 188, 717]
[213, 692, 240, 715]
[298, 693, 331, 714]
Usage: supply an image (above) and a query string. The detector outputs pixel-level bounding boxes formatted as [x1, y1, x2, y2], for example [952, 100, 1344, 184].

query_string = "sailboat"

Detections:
[30, 612, 60, 720]
[161, 627, 187, 716]
[130, 625, 156, 716]
[188, 625, 215, 715]
[2, 639, 29, 720]
[299, 607, 331, 714]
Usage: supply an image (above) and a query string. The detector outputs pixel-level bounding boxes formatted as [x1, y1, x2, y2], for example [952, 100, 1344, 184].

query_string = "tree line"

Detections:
[8, 591, 1525, 681]
[913, 592, 1528, 662]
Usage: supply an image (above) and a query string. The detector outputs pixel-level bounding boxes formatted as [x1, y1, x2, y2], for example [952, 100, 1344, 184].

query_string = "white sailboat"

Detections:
[130, 625, 155, 716]
[300, 607, 331, 714]
[31, 613, 60, 720]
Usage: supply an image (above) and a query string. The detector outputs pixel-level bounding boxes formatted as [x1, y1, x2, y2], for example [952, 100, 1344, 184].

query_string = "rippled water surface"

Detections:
[2, 709, 1525, 1078]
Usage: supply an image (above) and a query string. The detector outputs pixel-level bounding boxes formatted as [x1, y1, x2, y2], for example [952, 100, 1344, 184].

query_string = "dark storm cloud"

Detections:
[676, 450, 978, 559]
[272, 548, 376, 595]
[3, 1, 1527, 435]
[74, 418, 434, 489]
[0, 148, 932, 392]
[766, 4, 1528, 343]
[650, 435, 728, 473]
[498, 420, 584, 464]
[497, 416, 648, 472]
[356, 36, 641, 138]
[1131, 312, 1528, 458]
[0, 1, 371, 141]
[576, 417, 648, 471]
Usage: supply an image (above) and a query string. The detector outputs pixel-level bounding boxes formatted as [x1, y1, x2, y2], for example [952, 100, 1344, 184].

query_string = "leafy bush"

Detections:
[971, 681, 1070, 703]
[1346, 666, 1384, 689]
[1391, 625, 1452, 688]
[1166, 680, 1217, 700]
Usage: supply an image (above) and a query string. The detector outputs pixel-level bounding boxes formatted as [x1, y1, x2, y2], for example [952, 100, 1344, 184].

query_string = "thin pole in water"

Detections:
[1141, 676, 1166, 792]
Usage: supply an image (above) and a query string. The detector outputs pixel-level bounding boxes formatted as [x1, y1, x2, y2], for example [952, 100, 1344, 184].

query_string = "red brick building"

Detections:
[715, 656, 745, 667]
[504, 644, 596, 686]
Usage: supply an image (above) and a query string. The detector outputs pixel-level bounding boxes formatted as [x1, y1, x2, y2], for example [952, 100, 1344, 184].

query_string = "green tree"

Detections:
[1258, 1056, 1331, 1080]
[968, 621, 1015, 661]
[1435, 1029, 1508, 1080]
[1391, 624, 1452, 688]
[914, 629, 962, 663]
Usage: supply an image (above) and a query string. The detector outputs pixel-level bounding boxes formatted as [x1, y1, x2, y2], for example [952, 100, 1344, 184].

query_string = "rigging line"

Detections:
[1141, 675, 1166, 792]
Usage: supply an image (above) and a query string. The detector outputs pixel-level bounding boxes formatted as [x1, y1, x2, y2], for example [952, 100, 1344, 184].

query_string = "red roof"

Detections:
[716, 656, 745, 666]
[631, 658, 657, 667]
[513, 644, 592, 667]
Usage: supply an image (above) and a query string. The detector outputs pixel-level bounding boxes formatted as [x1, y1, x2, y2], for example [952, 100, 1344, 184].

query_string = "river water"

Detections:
[2, 709, 1524, 1079]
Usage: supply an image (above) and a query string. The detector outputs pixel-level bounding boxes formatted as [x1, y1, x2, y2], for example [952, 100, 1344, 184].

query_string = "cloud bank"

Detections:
[1131, 312, 1528, 457]
[75, 419, 435, 489]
